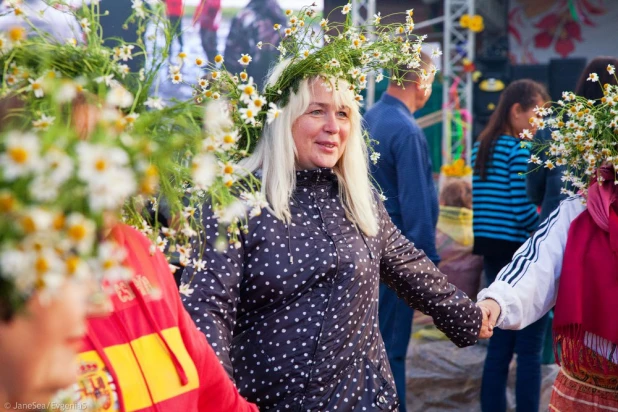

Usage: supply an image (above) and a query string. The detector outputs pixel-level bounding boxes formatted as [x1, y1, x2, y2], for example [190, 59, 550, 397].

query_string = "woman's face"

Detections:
[510, 98, 545, 136]
[291, 82, 352, 170]
[0, 280, 90, 404]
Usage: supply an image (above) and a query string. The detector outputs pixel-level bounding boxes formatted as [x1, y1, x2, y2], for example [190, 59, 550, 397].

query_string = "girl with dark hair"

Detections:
[574, 56, 618, 100]
[471, 79, 550, 412]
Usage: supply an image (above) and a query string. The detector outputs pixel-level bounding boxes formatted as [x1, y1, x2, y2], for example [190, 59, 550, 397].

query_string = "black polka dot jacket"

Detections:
[182, 168, 482, 411]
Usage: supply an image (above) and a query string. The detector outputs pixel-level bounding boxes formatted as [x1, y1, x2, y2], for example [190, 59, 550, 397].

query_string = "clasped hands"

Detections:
[477, 299, 501, 339]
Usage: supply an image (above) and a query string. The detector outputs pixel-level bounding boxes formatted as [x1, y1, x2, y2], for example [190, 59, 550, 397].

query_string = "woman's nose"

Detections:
[323, 112, 340, 134]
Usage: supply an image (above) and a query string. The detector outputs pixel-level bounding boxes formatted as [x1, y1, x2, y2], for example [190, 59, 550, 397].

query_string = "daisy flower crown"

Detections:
[201, 3, 442, 153]
[522, 65, 618, 198]
[0, 0, 262, 313]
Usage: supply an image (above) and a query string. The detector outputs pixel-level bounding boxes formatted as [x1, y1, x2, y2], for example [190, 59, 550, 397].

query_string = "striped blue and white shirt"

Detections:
[472, 134, 539, 258]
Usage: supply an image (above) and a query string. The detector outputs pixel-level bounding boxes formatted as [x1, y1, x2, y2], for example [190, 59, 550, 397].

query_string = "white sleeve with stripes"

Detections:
[476, 197, 586, 330]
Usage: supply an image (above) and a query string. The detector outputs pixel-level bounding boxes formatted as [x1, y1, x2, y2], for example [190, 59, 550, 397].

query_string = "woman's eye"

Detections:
[310, 110, 323, 115]
[337, 111, 349, 118]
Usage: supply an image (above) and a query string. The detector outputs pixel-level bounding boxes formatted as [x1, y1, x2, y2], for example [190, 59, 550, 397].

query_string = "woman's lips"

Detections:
[316, 142, 337, 152]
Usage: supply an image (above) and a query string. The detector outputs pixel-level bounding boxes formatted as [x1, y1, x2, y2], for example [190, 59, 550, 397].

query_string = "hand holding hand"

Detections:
[477, 299, 501, 339]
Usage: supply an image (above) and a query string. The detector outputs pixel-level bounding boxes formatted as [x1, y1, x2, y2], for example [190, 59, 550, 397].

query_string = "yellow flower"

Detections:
[8, 26, 26, 43]
[214, 54, 224, 64]
[469, 15, 484, 32]
[459, 14, 471, 28]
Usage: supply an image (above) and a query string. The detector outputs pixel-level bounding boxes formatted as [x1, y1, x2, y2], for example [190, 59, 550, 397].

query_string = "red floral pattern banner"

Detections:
[509, 0, 612, 63]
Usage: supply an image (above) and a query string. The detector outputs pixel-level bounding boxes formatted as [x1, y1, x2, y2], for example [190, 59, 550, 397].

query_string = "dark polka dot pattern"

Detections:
[182, 168, 482, 411]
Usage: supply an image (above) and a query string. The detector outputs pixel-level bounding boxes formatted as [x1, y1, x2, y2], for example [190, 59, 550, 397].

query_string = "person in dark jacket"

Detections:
[223, 0, 285, 86]
[365, 52, 438, 411]
[182, 59, 492, 411]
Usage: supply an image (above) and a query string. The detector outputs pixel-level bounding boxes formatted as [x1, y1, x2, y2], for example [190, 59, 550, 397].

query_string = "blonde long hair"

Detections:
[239, 61, 379, 236]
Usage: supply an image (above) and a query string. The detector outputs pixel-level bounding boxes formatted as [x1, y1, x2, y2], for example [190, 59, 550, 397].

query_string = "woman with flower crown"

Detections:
[181, 5, 493, 410]
[478, 58, 618, 411]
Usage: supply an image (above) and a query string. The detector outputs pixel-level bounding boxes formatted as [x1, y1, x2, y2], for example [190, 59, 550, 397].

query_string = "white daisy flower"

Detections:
[106, 85, 134, 108]
[179, 283, 194, 297]
[27, 77, 44, 98]
[266, 102, 281, 124]
[32, 114, 55, 131]
[80, 18, 91, 34]
[145, 96, 166, 110]
[238, 53, 252, 66]
[342, 3, 351, 14]
[191, 153, 217, 190]
[239, 107, 257, 125]
[0, 131, 42, 180]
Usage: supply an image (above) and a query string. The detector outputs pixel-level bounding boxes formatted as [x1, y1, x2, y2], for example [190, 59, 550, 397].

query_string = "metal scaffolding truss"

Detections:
[351, 0, 376, 109]
[442, 0, 475, 165]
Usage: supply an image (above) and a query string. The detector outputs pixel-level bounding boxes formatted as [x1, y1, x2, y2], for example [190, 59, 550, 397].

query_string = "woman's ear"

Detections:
[511, 102, 523, 118]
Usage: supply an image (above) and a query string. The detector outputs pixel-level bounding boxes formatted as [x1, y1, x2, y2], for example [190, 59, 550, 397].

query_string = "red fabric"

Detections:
[550, 369, 618, 411]
[80, 224, 257, 412]
[553, 168, 618, 370]
[193, 0, 221, 30]
[165, 0, 184, 17]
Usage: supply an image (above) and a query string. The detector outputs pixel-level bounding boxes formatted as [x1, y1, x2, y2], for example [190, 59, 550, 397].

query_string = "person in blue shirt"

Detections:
[364, 52, 437, 412]
[472, 79, 550, 412]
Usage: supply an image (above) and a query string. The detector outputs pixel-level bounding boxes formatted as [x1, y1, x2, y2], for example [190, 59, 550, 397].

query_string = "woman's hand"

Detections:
[477, 299, 502, 339]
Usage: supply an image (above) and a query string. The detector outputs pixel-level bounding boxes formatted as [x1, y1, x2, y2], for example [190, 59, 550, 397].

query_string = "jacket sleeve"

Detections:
[377, 200, 482, 347]
[181, 203, 245, 379]
[509, 143, 540, 233]
[391, 125, 440, 264]
[476, 197, 586, 330]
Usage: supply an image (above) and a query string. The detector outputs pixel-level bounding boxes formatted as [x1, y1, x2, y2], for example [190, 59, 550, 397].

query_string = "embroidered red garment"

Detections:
[553, 166, 618, 370]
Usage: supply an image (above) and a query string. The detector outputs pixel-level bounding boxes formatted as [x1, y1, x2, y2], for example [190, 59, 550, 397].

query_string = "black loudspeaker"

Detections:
[511, 64, 550, 88]
[549, 57, 587, 101]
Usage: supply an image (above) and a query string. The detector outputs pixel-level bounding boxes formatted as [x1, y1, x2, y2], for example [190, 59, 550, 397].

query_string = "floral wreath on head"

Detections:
[522, 65, 618, 199]
[0, 0, 263, 314]
[196, 2, 442, 155]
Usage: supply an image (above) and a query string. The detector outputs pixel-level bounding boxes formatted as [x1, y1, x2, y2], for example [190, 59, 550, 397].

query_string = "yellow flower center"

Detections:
[95, 159, 107, 171]
[53, 214, 65, 230]
[68, 224, 87, 241]
[66, 256, 80, 275]
[22, 216, 36, 233]
[253, 99, 263, 107]
[196, 58, 204, 65]
[31, 82, 41, 90]
[224, 165, 234, 174]
[224, 135, 235, 144]
[0, 193, 15, 213]
[103, 260, 114, 270]
[9, 147, 28, 164]
[35, 257, 49, 274]
[8, 27, 25, 42]
[242, 56, 250, 63]
[240, 73, 248, 81]
[245, 109, 254, 118]
[214, 55, 223, 63]
[243, 86, 255, 95]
